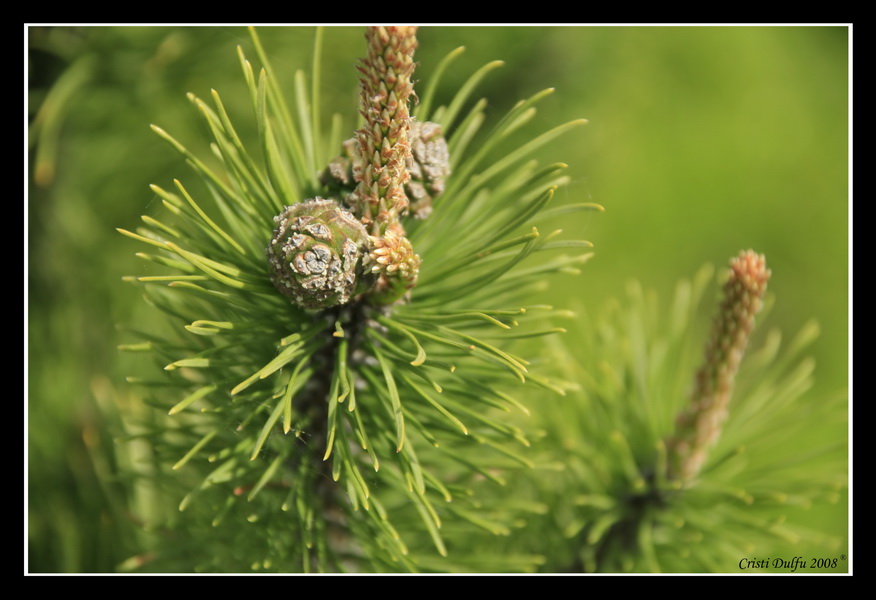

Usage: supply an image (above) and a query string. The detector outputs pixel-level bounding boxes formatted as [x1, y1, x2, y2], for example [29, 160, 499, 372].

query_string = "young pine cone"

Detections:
[319, 121, 450, 221]
[405, 121, 450, 219]
[267, 198, 372, 309]
[319, 138, 358, 200]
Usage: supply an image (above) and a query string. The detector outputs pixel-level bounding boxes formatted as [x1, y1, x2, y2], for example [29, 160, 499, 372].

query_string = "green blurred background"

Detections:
[27, 26, 848, 572]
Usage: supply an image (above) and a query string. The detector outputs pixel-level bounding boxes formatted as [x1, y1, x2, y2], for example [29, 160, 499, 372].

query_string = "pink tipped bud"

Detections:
[667, 250, 771, 482]
[348, 26, 418, 237]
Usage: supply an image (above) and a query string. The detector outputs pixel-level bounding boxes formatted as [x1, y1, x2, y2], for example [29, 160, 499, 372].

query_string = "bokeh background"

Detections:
[27, 26, 849, 572]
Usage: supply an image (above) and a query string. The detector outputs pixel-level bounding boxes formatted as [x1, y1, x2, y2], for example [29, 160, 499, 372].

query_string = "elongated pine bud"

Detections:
[667, 250, 771, 482]
[341, 26, 423, 306]
[348, 26, 418, 234]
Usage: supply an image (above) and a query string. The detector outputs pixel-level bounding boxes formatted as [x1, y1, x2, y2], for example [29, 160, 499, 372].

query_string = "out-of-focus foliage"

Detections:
[509, 266, 845, 572]
[27, 26, 848, 572]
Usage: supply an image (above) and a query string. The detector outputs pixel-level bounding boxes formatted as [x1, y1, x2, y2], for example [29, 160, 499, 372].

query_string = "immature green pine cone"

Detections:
[267, 197, 372, 309]
[320, 121, 450, 221]
[319, 138, 358, 200]
[406, 120, 450, 219]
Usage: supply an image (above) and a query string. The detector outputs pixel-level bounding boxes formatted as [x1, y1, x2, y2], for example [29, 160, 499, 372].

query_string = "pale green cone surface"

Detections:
[267, 197, 371, 309]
